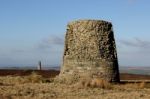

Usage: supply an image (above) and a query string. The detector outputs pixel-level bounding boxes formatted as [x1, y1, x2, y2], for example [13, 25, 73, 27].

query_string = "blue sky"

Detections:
[0, 0, 150, 67]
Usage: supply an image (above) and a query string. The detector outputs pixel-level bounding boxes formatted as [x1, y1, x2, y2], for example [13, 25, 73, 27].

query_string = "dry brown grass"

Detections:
[119, 83, 139, 89]
[139, 81, 146, 89]
[0, 75, 150, 99]
[114, 81, 149, 90]
[90, 78, 112, 89]
[78, 78, 112, 89]
[25, 71, 44, 83]
[0, 72, 51, 85]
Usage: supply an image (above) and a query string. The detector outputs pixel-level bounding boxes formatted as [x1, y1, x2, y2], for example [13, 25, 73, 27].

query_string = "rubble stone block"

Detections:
[60, 20, 120, 82]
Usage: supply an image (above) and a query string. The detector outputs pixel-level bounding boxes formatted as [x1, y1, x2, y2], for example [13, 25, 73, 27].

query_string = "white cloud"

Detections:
[119, 38, 150, 49]
[37, 36, 64, 50]
[117, 38, 150, 66]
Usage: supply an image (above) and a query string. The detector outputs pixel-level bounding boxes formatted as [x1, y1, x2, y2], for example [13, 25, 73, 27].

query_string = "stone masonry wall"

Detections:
[60, 20, 120, 82]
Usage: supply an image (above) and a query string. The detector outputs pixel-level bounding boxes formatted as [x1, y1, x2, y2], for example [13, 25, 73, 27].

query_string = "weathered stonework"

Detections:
[60, 20, 120, 82]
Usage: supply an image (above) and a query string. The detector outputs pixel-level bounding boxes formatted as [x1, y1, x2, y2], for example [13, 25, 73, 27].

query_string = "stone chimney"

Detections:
[38, 61, 42, 70]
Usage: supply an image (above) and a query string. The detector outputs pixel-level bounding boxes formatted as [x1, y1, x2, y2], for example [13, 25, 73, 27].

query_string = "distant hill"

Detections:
[120, 66, 150, 75]
[0, 66, 60, 71]
[0, 66, 150, 75]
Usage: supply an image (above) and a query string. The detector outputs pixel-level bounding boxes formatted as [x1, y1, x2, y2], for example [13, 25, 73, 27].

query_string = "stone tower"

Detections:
[60, 20, 120, 82]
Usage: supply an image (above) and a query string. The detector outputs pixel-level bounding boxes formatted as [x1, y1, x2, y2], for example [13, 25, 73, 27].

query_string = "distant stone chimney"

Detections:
[60, 20, 120, 82]
[38, 61, 42, 70]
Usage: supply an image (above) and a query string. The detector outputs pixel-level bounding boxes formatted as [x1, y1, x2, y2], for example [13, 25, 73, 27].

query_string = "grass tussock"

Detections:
[139, 81, 146, 89]
[77, 78, 149, 90]
[79, 78, 112, 89]
[25, 71, 44, 83]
